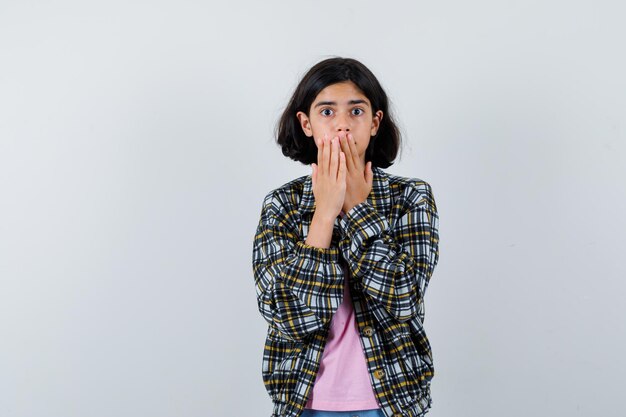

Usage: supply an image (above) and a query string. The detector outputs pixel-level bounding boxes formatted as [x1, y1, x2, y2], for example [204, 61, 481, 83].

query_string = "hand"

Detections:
[338, 132, 373, 213]
[311, 133, 347, 220]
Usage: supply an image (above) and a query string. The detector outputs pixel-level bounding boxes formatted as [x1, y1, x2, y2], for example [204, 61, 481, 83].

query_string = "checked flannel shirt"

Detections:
[252, 166, 440, 417]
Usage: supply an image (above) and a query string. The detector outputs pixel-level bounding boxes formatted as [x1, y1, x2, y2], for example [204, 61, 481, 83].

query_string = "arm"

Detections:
[337, 182, 440, 322]
[252, 192, 345, 341]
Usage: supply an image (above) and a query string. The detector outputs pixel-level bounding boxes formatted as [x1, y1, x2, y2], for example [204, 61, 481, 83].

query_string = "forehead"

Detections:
[314, 81, 369, 103]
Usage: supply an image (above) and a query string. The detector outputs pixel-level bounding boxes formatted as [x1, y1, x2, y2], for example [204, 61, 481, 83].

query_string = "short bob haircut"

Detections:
[276, 57, 401, 169]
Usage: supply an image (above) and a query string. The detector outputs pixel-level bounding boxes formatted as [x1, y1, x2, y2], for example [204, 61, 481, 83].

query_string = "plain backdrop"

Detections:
[1, 1, 625, 416]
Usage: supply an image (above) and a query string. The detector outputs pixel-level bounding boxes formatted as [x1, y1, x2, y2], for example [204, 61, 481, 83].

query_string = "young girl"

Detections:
[252, 57, 440, 417]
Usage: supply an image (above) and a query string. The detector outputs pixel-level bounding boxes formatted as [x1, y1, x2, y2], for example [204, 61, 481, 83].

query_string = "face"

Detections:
[296, 81, 383, 165]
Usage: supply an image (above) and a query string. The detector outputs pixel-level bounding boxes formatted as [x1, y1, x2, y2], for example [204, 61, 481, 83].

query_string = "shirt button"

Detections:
[374, 369, 385, 380]
[362, 326, 374, 337]
[392, 414, 403, 417]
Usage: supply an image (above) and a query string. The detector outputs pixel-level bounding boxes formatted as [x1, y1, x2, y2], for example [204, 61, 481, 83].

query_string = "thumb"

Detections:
[311, 163, 317, 188]
[365, 161, 374, 185]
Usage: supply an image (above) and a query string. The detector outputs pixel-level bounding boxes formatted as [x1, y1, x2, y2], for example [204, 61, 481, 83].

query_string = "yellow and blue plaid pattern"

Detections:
[252, 166, 440, 417]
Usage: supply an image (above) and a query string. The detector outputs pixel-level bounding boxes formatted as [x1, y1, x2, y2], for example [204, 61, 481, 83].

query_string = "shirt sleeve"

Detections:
[252, 192, 346, 341]
[336, 181, 440, 322]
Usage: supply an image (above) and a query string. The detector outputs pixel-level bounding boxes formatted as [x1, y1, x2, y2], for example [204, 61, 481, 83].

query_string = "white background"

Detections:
[1, 1, 625, 416]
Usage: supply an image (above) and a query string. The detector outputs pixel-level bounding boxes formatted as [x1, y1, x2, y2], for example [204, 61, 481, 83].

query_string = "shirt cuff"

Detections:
[293, 240, 340, 263]
[337, 201, 390, 243]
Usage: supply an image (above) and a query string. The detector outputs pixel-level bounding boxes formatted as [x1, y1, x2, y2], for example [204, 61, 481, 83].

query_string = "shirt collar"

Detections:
[299, 166, 391, 216]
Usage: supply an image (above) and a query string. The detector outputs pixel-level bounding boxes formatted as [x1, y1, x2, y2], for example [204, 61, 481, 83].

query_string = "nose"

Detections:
[334, 113, 350, 136]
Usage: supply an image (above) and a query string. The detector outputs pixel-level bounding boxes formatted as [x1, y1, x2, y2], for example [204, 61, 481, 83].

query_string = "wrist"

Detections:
[311, 210, 336, 226]
[306, 211, 336, 249]
[343, 199, 364, 214]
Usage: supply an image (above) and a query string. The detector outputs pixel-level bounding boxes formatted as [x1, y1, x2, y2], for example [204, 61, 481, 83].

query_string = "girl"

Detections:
[252, 57, 440, 417]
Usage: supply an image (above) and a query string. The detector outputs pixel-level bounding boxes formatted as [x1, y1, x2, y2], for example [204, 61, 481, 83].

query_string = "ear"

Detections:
[371, 110, 383, 136]
[296, 111, 313, 137]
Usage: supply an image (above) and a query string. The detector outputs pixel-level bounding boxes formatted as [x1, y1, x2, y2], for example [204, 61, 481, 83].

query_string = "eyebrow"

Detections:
[313, 99, 370, 108]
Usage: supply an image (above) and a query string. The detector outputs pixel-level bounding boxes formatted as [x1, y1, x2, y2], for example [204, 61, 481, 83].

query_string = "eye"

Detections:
[321, 108, 334, 116]
[352, 108, 364, 116]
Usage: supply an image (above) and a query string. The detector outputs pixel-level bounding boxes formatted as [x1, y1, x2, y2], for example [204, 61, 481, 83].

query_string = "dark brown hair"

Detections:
[275, 57, 401, 168]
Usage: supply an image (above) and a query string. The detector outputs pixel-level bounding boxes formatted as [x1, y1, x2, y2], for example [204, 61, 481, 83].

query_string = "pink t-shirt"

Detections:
[305, 237, 380, 410]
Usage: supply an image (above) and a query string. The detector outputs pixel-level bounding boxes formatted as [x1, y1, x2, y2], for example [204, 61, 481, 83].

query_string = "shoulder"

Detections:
[258, 174, 309, 224]
[383, 169, 437, 212]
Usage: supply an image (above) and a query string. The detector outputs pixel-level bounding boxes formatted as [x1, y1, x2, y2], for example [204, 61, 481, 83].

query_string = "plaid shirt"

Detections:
[252, 166, 440, 417]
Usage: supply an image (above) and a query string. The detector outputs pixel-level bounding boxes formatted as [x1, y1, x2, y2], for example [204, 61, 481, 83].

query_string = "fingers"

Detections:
[321, 133, 330, 176]
[317, 133, 340, 177]
[317, 133, 324, 174]
[338, 150, 346, 183]
[347, 133, 361, 168]
[338, 133, 361, 171]
[364, 161, 373, 184]
[330, 136, 339, 180]
[339, 134, 353, 172]
[316, 133, 347, 185]
[313, 133, 346, 218]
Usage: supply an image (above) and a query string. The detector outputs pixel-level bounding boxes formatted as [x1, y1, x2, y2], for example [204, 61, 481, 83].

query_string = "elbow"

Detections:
[268, 323, 306, 342]
[392, 304, 420, 323]
[257, 297, 327, 342]
[258, 306, 306, 342]
[267, 318, 318, 342]
[388, 284, 423, 323]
